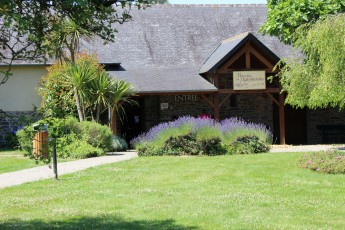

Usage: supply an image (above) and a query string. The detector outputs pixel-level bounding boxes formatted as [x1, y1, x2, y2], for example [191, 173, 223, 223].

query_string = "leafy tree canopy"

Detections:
[278, 13, 345, 109]
[260, 0, 345, 44]
[0, 0, 150, 84]
[38, 53, 135, 122]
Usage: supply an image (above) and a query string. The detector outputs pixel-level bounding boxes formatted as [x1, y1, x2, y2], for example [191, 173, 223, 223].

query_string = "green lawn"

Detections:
[1, 152, 345, 229]
[0, 150, 45, 174]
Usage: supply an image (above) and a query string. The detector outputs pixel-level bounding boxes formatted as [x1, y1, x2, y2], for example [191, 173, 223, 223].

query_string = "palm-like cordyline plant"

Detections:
[109, 79, 137, 134]
[67, 61, 97, 121]
[88, 71, 116, 123]
[46, 18, 92, 63]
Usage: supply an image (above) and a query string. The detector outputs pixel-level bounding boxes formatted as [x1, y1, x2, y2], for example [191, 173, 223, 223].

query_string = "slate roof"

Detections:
[89, 4, 293, 93]
[83, 4, 292, 67]
[199, 32, 281, 74]
[108, 65, 217, 94]
[2, 4, 294, 93]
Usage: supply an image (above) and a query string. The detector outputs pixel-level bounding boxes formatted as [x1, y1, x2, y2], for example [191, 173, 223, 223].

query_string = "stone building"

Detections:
[0, 4, 344, 146]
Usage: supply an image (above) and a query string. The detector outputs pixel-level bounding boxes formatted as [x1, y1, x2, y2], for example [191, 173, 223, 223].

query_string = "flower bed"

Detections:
[131, 116, 272, 156]
[298, 150, 345, 174]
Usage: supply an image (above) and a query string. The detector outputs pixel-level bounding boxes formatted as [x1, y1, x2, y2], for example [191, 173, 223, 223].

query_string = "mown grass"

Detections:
[1, 152, 345, 229]
[0, 150, 46, 174]
[0, 150, 73, 174]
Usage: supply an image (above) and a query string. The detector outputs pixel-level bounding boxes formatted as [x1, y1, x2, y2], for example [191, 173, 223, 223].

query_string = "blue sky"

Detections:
[169, 0, 267, 4]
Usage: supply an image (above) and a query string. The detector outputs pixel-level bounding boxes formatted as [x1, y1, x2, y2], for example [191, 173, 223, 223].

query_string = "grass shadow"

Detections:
[0, 215, 199, 230]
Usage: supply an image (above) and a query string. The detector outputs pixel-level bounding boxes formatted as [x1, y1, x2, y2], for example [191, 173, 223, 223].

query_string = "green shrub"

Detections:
[137, 143, 165, 156]
[16, 128, 35, 155]
[199, 137, 227, 156]
[164, 133, 200, 155]
[64, 116, 79, 134]
[64, 140, 105, 159]
[138, 134, 227, 156]
[228, 135, 270, 155]
[110, 135, 128, 152]
[16, 117, 113, 160]
[150, 124, 192, 149]
[5, 133, 19, 149]
[298, 150, 345, 174]
[77, 121, 112, 152]
[55, 134, 79, 158]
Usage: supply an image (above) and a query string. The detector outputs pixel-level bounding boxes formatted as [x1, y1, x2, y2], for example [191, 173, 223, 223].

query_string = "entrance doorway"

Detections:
[273, 103, 307, 144]
[121, 98, 144, 145]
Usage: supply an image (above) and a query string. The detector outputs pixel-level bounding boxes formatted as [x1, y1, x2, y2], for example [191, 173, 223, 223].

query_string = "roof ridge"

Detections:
[222, 32, 251, 43]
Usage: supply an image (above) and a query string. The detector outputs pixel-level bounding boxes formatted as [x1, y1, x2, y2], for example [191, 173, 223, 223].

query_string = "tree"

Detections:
[277, 13, 345, 109]
[66, 55, 99, 121]
[38, 62, 76, 118]
[39, 53, 135, 123]
[0, 0, 150, 85]
[109, 78, 136, 129]
[149, 0, 169, 3]
[45, 18, 93, 64]
[260, 0, 345, 44]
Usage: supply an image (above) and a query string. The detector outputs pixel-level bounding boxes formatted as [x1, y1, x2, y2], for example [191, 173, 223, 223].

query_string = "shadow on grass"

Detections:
[0, 215, 199, 230]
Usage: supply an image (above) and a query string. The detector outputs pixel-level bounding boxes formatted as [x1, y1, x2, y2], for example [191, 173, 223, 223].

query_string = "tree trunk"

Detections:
[74, 87, 84, 121]
[96, 104, 101, 123]
[110, 107, 117, 135]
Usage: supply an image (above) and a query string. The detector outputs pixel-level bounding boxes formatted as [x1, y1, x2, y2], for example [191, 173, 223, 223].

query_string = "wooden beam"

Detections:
[219, 88, 280, 94]
[279, 93, 286, 145]
[213, 73, 219, 87]
[218, 68, 277, 74]
[219, 46, 246, 71]
[219, 94, 232, 108]
[265, 93, 279, 106]
[200, 94, 214, 108]
[213, 94, 220, 121]
[245, 42, 251, 69]
[137, 90, 217, 96]
[249, 47, 274, 69]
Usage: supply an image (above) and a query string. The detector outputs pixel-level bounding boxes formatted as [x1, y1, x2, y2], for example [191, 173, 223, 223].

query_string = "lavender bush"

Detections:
[220, 118, 272, 144]
[131, 116, 215, 146]
[132, 116, 272, 156]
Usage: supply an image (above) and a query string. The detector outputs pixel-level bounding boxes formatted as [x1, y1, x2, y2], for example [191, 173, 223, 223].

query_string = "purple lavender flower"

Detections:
[131, 116, 272, 146]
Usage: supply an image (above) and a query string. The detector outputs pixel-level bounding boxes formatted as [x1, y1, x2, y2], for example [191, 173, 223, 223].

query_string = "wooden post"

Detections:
[212, 73, 220, 121]
[245, 42, 251, 69]
[213, 94, 220, 121]
[110, 108, 117, 135]
[279, 93, 286, 145]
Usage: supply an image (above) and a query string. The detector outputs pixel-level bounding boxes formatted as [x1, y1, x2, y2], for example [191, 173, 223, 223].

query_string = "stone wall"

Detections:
[0, 111, 40, 148]
[147, 93, 274, 131]
[103, 95, 345, 145]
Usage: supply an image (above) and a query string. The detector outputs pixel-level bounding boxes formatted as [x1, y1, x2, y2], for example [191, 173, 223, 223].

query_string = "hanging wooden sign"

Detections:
[233, 70, 266, 90]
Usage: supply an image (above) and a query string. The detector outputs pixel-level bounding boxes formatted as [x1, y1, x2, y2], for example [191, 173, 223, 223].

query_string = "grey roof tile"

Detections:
[83, 4, 292, 67]
[108, 65, 217, 94]
[1, 5, 294, 94]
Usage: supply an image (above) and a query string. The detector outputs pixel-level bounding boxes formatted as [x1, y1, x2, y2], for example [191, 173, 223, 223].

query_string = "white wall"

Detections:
[0, 66, 47, 111]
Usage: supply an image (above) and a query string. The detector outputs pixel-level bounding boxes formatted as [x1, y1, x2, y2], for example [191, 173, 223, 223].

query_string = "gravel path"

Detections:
[0, 151, 138, 189]
[269, 144, 341, 153]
